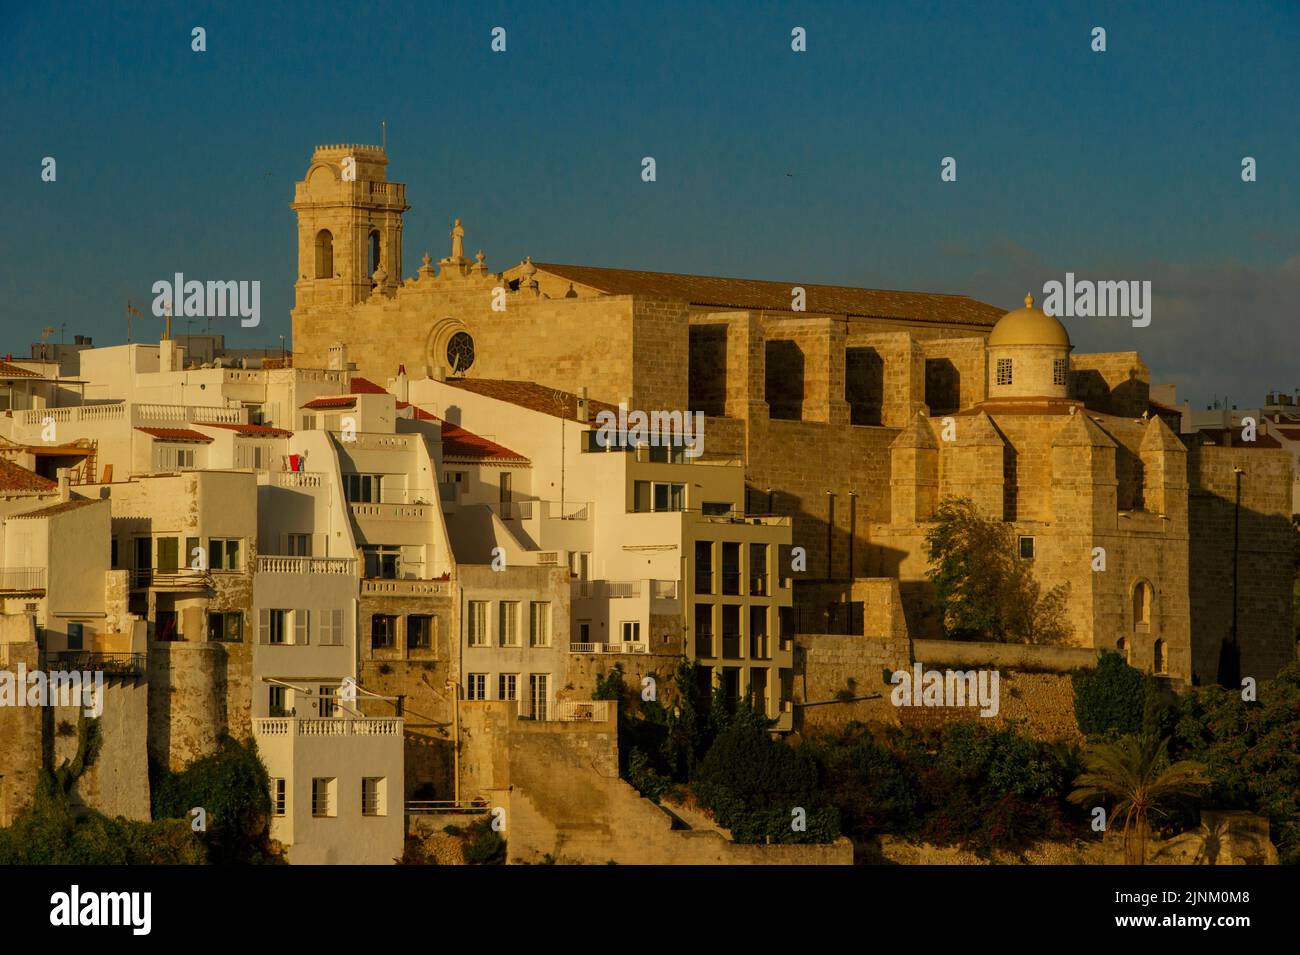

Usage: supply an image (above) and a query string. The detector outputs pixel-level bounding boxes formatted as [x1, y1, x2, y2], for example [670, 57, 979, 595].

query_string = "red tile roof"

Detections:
[197, 422, 293, 437]
[443, 378, 620, 421]
[347, 377, 528, 462]
[135, 427, 214, 443]
[0, 458, 57, 491]
[302, 396, 356, 409]
[526, 263, 1006, 327]
[11, 498, 99, 518]
[0, 360, 43, 379]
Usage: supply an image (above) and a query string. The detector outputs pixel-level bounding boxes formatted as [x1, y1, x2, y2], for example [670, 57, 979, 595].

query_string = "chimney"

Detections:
[576, 387, 589, 423]
[159, 338, 179, 373]
[395, 364, 409, 403]
[328, 342, 348, 371]
[57, 468, 70, 502]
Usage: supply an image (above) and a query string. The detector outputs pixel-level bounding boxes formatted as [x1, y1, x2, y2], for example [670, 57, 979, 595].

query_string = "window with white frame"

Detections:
[529, 602, 551, 647]
[268, 685, 290, 716]
[498, 673, 518, 701]
[621, 621, 641, 643]
[156, 445, 196, 470]
[259, 609, 289, 645]
[467, 602, 488, 646]
[286, 533, 311, 556]
[466, 673, 487, 700]
[270, 778, 286, 817]
[318, 684, 337, 718]
[344, 473, 383, 503]
[498, 601, 520, 647]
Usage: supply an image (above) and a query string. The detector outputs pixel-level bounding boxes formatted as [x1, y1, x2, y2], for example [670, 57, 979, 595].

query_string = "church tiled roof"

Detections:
[443, 378, 620, 421]
[526, 263, 1005, 327]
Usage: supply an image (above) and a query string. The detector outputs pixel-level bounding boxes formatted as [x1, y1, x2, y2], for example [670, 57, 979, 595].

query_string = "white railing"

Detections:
[254, 717, 402, 737]
[572, 579, 643, 599]
[333, 432, 413, 451]
[276, 471, 324, 489]
[608, 581, 640, 598]
[131, 404, 247, 426]
[0, 567, 46, 590]
[19, 403, 126, 426]
[569, 642, 648, 655]
[360, 578, 451, 597]
[256, 556, 356, 576]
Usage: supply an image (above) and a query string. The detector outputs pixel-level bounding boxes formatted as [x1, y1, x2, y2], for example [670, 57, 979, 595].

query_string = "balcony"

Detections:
[132, 569, 213, 591]
[350, 502, 430, 520]
[0, 567, 46, 592]
[47, 651, 145, 677]
[721, 632, 741, 658]
[253, 717, 402, 737]
[569, 642, 648, 655]
[361, 578, 452, 597]
[256, 556, 356, 576]
[275, 471, 325, 489]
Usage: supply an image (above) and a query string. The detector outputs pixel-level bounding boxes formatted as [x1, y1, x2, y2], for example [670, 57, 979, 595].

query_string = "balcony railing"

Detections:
[406, 800, 490, 816]
[651, 580, 678, 600]
[47, 651, 145, 677]
[276, 471, 325, 489]
[253, 717, 402, 737]
[721, 571, 741, 596]
[350, 502, 429, 520]
[0, 567, 46, 591]
[256, 556, 356, 576]
[569, 642, 648, 654]
[132, 569, 213, 589]
[694, 571, 713, 595]
[360, 578, 452, 597]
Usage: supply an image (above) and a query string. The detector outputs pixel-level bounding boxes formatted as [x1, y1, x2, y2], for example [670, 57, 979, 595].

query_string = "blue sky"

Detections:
[3, 0, 1297, 408]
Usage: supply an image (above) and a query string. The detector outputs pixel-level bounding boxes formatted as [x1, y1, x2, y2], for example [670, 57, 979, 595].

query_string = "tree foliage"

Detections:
[924, 497, 1071, 643]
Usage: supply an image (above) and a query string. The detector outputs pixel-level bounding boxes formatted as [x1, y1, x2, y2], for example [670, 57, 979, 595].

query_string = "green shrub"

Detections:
[462, 817, 506, 865]
[1072, 651, 1148, 737]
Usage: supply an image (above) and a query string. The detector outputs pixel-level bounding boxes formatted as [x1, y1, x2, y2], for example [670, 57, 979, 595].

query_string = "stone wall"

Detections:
[1187, 444, 1295, 683]
[147, 642, 227, 771]
[0, 637, 41, 826]
[1069, 352, 1150, 417]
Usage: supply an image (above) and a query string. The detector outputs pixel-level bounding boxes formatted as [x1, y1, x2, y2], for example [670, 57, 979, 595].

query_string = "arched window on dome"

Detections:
[314, 229, 334, 279]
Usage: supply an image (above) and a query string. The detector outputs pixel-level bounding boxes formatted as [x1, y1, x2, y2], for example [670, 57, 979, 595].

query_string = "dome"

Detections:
[988, 293, 1071, 348]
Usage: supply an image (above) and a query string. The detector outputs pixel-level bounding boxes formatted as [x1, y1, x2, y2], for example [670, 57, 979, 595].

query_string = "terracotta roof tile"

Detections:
[11, 498, 99, 518]
[135, 427, 214, 443]
[1193, 427, 1283, 449]
[525, 263, 1006, 327]
[439, 421, 528, 463]
[0, 458, 57, 491]
[349, 377, 389, 395]
[0, 360, 43, 379]
[443, 378, 620, 421]
[302, 396, 356, 409]
[196, 422, 293, 437]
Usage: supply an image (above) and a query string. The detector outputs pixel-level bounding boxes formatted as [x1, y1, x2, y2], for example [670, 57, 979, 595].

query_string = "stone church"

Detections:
[290, 144, 1295, 686]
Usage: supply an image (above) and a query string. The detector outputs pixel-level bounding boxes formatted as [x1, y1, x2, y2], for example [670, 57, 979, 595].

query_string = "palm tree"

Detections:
[1068, 735, 1208, 865]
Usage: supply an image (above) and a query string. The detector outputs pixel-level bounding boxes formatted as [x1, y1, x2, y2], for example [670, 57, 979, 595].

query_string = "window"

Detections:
[1053, 358, 1067, 386]
[1153, 638, 1167, 675]
[155, 610, 180, 642]
[620, 621, 641, 644]
[498, 601, 520, 647]
[259, 609, 289, 645]
[529, 602, 551, 647]
[407, 614, 432, 650]
[467, 602, 489, 647]
[362, 544, 400, 579]
[749, 542, 769, 595]
[498, 673, 518, 701]
[269, 685, 290, 717]
[528, 673, 549, 721]
[499, 472, 512, 507]
[1018, 536, 1035, 560]
[66, 622, 84, 651]
[311, 777, 335, 817]
[695, 540, 714, 594]
[157, 537, 180, 573]
[996, 358, 1013, 386]
[286, 533, 311, 556]
[318, 609, 344, 646]
[319, 685, 337, 718]
[110, 537, 118, 567]
[236, 444, 269, 470]
[1116, 636, 1130, 663]
[314, 229, 334, 279]
[344, 473, 383, 503]
[362, 777, 386, 817]
[156, 445, 196, 470]
[208, 538, 241, 571]
[577, 621, 591, 643]
[721, 542, 741, 595]
[270, 778, 286, 817]
[294, 609, 310, 645]
[368, 230, 382, 277]
[633, 481, 685, 513]
[466, 673, 487, 700]
[1133, 581, 1154, 629]
[371, 614, 397, 650]
[209, 612, 243, 642]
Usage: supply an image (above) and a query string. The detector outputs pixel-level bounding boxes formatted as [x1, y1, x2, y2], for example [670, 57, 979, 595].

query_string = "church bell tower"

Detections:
[291, 144, 408, 309]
